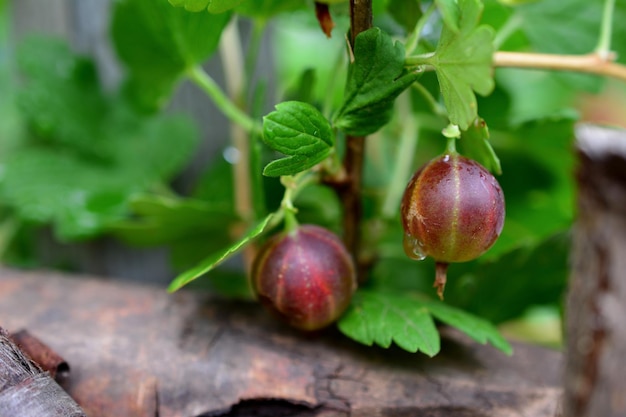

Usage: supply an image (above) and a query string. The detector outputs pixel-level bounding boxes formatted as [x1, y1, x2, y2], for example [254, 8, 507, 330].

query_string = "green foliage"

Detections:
[168, 214, 274, 292]
[339, 290, 512, 355]
[339, 290, 440, 356]
[111, 0, 231, 109]
[1, 38, 197, 240]
[445, 232, 570, 325]
[387, 0, 422, 33]
[262, 101, 334, 177]
[427, 0, 495, 129]
[435, 0, 461, 32]
[458, 117, 501, 174]
[109, 194, 236, 246]
[235, 0, 307, 19]
[334, 28, 421, 136]
[7, 0, 620, 358]
[168, 0, 244, 13]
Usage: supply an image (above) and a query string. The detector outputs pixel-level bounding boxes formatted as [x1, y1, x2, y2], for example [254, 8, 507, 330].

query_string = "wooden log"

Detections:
[563, 124, 626, 417]
[0, 269, 561, 417]
[0, 327, 86, 417]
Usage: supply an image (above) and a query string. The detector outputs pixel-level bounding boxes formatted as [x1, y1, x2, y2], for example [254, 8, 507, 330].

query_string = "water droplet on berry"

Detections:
[403, 233, 427, 261]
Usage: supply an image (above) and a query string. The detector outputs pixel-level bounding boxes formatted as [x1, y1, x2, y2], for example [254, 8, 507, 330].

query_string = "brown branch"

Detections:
[340, 0, 372, 279]
[494, 51, 626, 82]
[349, 0, 373, 45]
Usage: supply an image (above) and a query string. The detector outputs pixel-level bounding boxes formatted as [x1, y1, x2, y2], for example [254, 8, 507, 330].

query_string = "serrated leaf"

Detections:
[339, 291, 441, 356]
[429, 0, 495, 130]
[112, 0, 231, 109]
[420, 299, 513, 355]
[334, 28, 421, 136]
[435, 0, 460, 32]
[459, 117, 501, 174]
[168, 0, 244, 14]
[167, 214, 274, 292]
[262, 101, 333, 177]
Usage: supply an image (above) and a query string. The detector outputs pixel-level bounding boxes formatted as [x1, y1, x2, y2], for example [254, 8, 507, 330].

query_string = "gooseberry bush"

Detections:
[2, 0, 626, 356]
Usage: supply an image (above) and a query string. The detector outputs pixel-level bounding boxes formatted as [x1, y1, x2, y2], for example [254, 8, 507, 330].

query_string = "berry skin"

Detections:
[400, 153, 505, 298]
[252, 225, 357, 331]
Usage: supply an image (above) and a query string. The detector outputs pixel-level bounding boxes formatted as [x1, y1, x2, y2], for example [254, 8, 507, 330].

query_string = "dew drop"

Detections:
[403, 233, 427, 261]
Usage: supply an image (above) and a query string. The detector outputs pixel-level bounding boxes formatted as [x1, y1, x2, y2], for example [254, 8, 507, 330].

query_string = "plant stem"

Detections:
[493, 51, 626, 82]
[411, 82, 447, 119]
[349, 0, 373, 46]
[493, 13, 522, 50]
[244, 19, 266, 95]
[382, 92, 419, 219]
[405, 3, 436, 55]
[218, 18, 255, 227]
[337, 0, 372, 275]
[596, 0, 615, 58]
[404, 52, 436, 66]
[186, 65, 259, 135]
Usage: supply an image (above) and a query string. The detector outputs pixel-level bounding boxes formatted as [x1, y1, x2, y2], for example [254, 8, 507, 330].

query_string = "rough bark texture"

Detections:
[0, 328, 86, 417]
[562, 124, 626, 417]
[0, 269, 561, 417]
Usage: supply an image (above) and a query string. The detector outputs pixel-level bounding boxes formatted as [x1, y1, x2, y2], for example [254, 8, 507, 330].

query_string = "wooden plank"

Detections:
[0, 269, 561, 416]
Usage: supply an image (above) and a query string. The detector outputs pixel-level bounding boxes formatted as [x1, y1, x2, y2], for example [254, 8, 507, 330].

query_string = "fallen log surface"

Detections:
[0, 327, 86, 417]
[0, 268, 562, 417]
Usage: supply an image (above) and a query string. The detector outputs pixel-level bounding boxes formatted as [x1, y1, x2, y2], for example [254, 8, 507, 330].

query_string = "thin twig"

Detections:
[493, 51, 626, 82]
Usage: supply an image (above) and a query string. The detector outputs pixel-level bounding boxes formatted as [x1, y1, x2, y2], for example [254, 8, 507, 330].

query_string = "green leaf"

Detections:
[111, 0, 231, 109]
[458, 117, 501, 174]
[169, 0, 245, 13]
[167, 213, 274, 292]
[334, 28, 421, 136]
[429, 0, 495, 130]
[435, 0, 460, 32]
[485, 117, 575, 258]
[235, 0, 307, 18]
[443, 232, 570, 325]
[387, 0, 423, 33]
[262, 101, 334, 177]
[339, 290, 511, 356]
[420, 298, 513, 355]
[108, 194, 237, 246]
[339, 290, 441, 356]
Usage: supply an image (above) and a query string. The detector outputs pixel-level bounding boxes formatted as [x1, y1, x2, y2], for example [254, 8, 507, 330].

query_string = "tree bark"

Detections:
[562, 124, 626, 416]
[0, 268, 561, 417]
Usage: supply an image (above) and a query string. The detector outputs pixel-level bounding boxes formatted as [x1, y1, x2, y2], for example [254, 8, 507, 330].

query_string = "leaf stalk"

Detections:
[186, 65, 260, 134]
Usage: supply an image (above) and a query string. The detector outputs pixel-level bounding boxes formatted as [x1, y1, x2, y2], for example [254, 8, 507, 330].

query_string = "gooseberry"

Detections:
[400, 153, 505, 298]
[252, 224, 357, 331]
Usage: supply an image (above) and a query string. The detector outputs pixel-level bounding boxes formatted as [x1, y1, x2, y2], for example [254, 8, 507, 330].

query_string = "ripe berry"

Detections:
[400, 153, 505, 298]
[252, 224, 357, 331]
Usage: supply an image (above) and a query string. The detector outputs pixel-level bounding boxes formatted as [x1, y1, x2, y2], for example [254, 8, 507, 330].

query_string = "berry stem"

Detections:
[434, 262, 449, 300]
